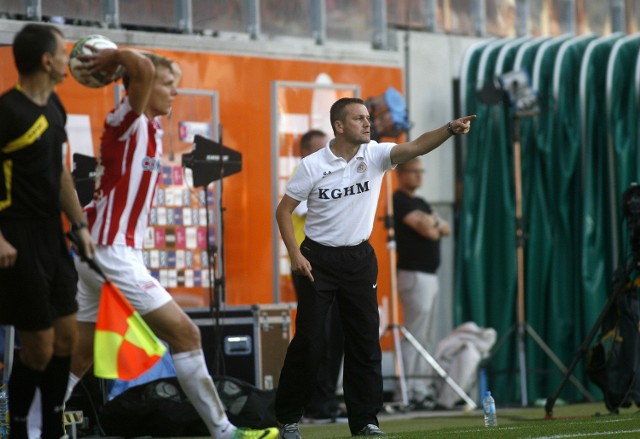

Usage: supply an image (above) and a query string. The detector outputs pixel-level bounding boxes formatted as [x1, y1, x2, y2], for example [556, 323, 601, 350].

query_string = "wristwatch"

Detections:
[447, 121, 457, 136]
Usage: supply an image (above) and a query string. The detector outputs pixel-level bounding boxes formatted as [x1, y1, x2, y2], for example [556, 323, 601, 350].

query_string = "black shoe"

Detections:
[356, 424, 385, 436]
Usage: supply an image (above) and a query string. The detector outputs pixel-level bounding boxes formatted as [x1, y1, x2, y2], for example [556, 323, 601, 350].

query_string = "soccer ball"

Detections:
[68, 35, 122, 88]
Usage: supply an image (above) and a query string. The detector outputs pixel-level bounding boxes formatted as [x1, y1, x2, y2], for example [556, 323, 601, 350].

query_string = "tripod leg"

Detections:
[382, 173, 410, 411]
[543, 344, 591, 418]
[399, 326, 477, 409]
[542, 273, 625, 418]
[517, 324, 528, 406]
[525, 324, 594, 402]
[484, 323, 521, 403]
[489, 323, 516, 356]
[391, 325, 409, 407]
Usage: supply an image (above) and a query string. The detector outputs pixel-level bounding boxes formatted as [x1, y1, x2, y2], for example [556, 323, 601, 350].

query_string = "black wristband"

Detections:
[447, 121, 457, 136]
[71, 222, 88, 232]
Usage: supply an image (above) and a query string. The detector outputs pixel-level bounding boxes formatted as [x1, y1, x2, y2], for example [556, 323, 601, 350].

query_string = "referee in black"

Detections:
[275, 97, 475, 438]
[0, 24, 94, 439]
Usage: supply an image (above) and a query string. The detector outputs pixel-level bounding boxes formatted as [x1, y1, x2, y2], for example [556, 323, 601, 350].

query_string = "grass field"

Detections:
[296, 402, 640, 438]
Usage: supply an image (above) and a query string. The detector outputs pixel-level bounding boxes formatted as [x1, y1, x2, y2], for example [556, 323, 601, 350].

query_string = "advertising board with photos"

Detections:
[143, 166, 217, 308]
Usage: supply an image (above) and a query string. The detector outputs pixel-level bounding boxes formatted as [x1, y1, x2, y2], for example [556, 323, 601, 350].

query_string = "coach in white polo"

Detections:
[275, 97, 475, 438]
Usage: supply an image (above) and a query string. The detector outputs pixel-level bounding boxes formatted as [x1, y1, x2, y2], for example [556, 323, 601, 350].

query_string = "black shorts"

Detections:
[0, 217, 78, 330]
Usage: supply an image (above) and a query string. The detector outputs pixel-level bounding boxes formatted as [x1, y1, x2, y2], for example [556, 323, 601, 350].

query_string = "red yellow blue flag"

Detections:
[94, 280, 167, 380]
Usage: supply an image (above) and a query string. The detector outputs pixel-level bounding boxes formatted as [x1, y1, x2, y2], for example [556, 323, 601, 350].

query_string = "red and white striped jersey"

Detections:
[85, 97, 163, 248]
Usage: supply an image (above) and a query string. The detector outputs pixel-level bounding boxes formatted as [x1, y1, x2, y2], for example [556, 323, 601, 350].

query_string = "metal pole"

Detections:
[400, 327, 477, 409]
[101, 0, 119, 28]
[512, 116, 529, 407]
[176, 0, 193, 34]
[423, 0, 437, 32]
[560, 0, 576, 34]
[25, 0, 41, 21]
[473, 0, 486, 37]
[610, 0, 625, 33]
[245, 0, 260, 40]
[311, 0, 326, 45]
[515, 0, 529, 37]
[384, 172, 409, 407]
[372, 0, 388, 50]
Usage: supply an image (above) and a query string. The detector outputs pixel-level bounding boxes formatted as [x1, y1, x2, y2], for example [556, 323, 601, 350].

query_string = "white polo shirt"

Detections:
[286, 140, 396, 247]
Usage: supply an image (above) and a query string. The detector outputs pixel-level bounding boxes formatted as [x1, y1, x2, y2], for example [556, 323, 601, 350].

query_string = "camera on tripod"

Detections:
[581, 181, 640, 413]
[546, 182, 640, 416]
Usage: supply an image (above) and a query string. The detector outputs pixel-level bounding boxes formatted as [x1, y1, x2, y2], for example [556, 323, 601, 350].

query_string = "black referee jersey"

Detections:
[0, 87, 67, 220]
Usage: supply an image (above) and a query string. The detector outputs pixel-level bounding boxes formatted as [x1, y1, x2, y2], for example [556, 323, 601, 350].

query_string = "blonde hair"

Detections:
[122, 51, 175, 90]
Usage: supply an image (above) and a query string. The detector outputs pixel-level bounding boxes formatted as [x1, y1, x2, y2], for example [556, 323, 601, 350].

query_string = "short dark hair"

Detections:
[122, 52, 174, 90]
[329, 97, 365, 135]
[300, 129, 326, 154]
[13, 23, 63, 75]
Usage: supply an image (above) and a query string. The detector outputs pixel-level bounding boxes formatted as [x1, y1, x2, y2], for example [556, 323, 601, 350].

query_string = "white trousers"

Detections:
[397, 269, 439, 401]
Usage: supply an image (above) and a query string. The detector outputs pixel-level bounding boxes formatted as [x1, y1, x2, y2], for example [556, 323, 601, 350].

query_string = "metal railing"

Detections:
[0, 1, 635, 52]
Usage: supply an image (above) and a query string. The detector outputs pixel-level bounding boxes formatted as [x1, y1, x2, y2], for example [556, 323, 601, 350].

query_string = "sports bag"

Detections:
[99, 376, 276, 436]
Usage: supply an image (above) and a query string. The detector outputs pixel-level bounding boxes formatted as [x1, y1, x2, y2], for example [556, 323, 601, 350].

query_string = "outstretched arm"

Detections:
[390, 115, 476, 165]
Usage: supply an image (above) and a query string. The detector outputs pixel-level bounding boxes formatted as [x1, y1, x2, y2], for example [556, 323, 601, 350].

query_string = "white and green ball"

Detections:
[68, 34, 123, 88]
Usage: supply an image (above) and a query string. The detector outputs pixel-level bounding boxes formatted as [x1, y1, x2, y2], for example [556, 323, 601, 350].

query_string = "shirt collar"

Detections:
[324, 139, 367, 163]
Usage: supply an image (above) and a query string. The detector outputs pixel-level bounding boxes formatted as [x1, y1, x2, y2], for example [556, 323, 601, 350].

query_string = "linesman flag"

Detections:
[94, 279, 167, 380]
[67, 228, 167, 380]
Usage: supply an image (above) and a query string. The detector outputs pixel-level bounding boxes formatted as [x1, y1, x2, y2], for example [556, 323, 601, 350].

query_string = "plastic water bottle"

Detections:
[0, 379, 9, 438]
[483, 390, 497, 427]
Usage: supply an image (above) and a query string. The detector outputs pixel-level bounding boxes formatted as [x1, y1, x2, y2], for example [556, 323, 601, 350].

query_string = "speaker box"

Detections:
[186, 304, 292, 389]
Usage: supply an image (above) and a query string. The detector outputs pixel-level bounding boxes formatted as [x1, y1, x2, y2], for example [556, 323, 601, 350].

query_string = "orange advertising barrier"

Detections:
[0, 43, 402, 350]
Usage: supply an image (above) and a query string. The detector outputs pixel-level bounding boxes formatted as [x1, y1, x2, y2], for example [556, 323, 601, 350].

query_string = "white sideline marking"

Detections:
[436, 418, 638, 437]
[539, 430, 640, 438]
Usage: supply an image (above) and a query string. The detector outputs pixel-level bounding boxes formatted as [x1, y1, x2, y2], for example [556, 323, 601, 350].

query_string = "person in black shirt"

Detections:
[393, 158, 450, 409]
[0, 23, 94, 439]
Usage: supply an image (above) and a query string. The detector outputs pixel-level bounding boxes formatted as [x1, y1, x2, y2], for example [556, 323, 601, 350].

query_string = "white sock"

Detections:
[172, 350, 235, 437]
[27, 389, 41, 439]
[64, 372, 81, 402]
[27, 372, 82, 439]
